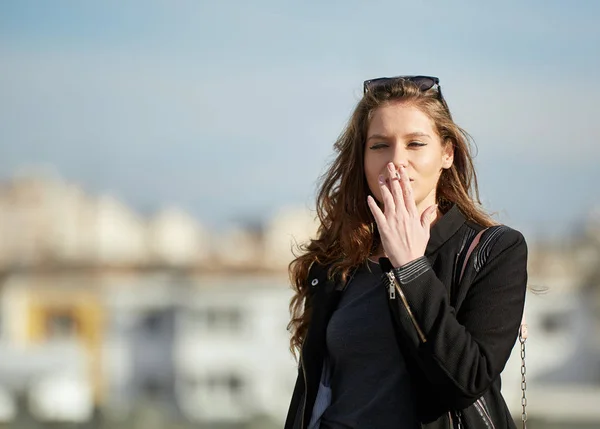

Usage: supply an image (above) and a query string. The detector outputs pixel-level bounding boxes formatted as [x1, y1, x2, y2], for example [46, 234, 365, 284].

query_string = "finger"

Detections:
[378, 174, 396, 215]
[421, 204, 438, 229]
[387, 162, 406, 215]
[398, 165, 418, 217]
[367, 195, 387, 228]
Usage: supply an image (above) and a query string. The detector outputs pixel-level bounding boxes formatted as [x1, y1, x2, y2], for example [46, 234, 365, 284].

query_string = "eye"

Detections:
[408, 141, 426, 148]
[369, 143, 389, 150]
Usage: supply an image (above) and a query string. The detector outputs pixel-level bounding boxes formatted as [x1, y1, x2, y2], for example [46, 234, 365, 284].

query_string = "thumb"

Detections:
[421, 204, 438, 228]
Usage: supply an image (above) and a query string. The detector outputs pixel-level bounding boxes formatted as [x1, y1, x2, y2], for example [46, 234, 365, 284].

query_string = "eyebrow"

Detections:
[404, 132, 432, 139]
[366, 133, 392, 142]
[367, 131, 432, 142]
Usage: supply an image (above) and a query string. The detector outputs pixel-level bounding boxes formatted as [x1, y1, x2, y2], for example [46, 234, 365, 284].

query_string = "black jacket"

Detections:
[284, 205, 528, 429]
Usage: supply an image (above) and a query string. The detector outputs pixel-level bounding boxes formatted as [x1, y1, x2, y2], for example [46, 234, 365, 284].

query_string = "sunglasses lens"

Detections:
[410, 76, 437, 91]
[363, 78, 392, 93]
[363, 76, 438, 93]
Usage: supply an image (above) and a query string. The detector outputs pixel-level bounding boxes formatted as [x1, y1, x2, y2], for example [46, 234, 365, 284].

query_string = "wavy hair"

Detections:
[287, 79, 496, 357]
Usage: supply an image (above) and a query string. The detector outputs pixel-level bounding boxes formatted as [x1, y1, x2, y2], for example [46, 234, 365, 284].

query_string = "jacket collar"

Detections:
[425, 204, 466, 256]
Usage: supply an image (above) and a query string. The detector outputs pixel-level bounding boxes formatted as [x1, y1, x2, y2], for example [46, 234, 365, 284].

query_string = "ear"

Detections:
[442, 139, 454, 169]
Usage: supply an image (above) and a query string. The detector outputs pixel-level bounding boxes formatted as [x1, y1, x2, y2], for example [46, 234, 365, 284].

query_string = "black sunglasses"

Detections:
[363, 75, 439, 93]
[363, 75, 450, 116]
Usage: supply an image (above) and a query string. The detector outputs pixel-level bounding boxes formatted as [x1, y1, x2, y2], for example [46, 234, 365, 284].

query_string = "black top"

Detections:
[320, 260, 419, 429]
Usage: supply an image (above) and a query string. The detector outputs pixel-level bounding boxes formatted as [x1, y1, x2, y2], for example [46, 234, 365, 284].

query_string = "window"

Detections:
[199, 373, 245, 398]
[142, 313, 162, 334]
[142, 379, 165, 400]
[45, 311, 78, 339]
[179, 372, 247, 420]
[188, 307, 244, 333]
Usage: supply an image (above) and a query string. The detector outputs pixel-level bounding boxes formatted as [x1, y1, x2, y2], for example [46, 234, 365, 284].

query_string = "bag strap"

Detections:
[519, 321, 528, 428]
[460, 227, 528, 429]
[458, 228, 487, 284]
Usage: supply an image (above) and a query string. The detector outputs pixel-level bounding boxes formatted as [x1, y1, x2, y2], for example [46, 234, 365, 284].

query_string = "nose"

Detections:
[390, 147, 409, 170]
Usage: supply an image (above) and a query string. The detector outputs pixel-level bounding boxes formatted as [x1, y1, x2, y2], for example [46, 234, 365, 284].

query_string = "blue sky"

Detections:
[1, 1, 599, 238]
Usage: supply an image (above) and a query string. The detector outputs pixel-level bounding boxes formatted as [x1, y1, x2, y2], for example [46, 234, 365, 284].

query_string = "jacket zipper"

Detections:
[386, 271, 396, 299]
[386, 271, 427, 343]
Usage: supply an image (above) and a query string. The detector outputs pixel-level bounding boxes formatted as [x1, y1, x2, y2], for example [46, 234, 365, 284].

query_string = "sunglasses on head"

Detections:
[363, 75, 450, 116]
[363, 75, 439, 93]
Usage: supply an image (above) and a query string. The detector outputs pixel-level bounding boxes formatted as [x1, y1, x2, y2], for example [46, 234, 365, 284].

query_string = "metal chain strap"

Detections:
[519, 324, 528, 429]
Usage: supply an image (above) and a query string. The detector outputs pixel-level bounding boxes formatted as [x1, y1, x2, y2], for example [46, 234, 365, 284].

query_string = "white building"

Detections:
[147, 207, 210, 266]
[0, 174, 213, 268]
[263, 206, 319, 270]
[212, 226, 262, 268]
[92, 194, 148, 265]
[0, 174, 86, 266]
[173, 274, 296, 426]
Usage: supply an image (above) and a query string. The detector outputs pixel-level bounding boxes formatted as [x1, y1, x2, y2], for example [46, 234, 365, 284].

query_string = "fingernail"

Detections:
[378, 175, 385, 184]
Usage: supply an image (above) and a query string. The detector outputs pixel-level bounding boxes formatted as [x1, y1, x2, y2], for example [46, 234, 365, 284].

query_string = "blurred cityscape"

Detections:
[0, 172, 599, 429]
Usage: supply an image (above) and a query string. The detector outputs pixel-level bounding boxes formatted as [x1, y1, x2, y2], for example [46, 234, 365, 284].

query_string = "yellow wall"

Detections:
[26, 288, 105, 404]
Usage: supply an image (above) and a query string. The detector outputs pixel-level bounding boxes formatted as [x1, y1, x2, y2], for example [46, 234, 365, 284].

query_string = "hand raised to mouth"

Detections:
[367, 162, 437, 268]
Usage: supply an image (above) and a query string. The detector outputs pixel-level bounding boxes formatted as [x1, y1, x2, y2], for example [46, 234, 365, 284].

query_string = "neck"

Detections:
[417, 190, 437, 218]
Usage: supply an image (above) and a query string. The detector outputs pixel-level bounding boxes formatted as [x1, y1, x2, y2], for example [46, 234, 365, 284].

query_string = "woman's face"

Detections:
[364, 102, 454, 213]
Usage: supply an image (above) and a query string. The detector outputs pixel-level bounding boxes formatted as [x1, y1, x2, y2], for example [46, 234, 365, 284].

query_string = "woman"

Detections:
[284, 76, 527, 429]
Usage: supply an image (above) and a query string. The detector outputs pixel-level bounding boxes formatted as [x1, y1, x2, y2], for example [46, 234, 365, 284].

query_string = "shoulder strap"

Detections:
[458, 228, 487, 284]
[460, 227, 529, 428]
[459, 227, 527, 330]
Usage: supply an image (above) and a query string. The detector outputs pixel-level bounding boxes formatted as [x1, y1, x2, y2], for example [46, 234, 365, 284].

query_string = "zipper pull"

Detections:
[386, 272, 396, 299]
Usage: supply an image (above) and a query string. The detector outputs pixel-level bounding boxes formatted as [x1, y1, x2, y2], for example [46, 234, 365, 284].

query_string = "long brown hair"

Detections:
[287, 79, 496, 357]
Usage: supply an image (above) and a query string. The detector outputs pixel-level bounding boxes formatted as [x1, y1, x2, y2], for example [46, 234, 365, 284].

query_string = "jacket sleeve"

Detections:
[387, 227, 528, 410]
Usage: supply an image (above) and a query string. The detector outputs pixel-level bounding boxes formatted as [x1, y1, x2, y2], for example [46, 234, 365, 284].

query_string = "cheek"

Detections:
[364, 157, 382, 198]
[415, 154, 444, 179]
[411, 155, 445, 197]
[417, 152, 437, 169]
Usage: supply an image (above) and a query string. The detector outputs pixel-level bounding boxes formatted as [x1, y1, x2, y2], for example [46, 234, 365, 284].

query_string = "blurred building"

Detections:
[212, 226, 263, 269]
[0, 173, 599, 428]
[263, 206, 319, 270]
[0, 174, 300, 427]
[0, 174, 211, 269]
[174, 274, 295, 425]
[500, 218, 600, 429]
[0, 272, 100, 423]
[148, 207, 210, 266]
